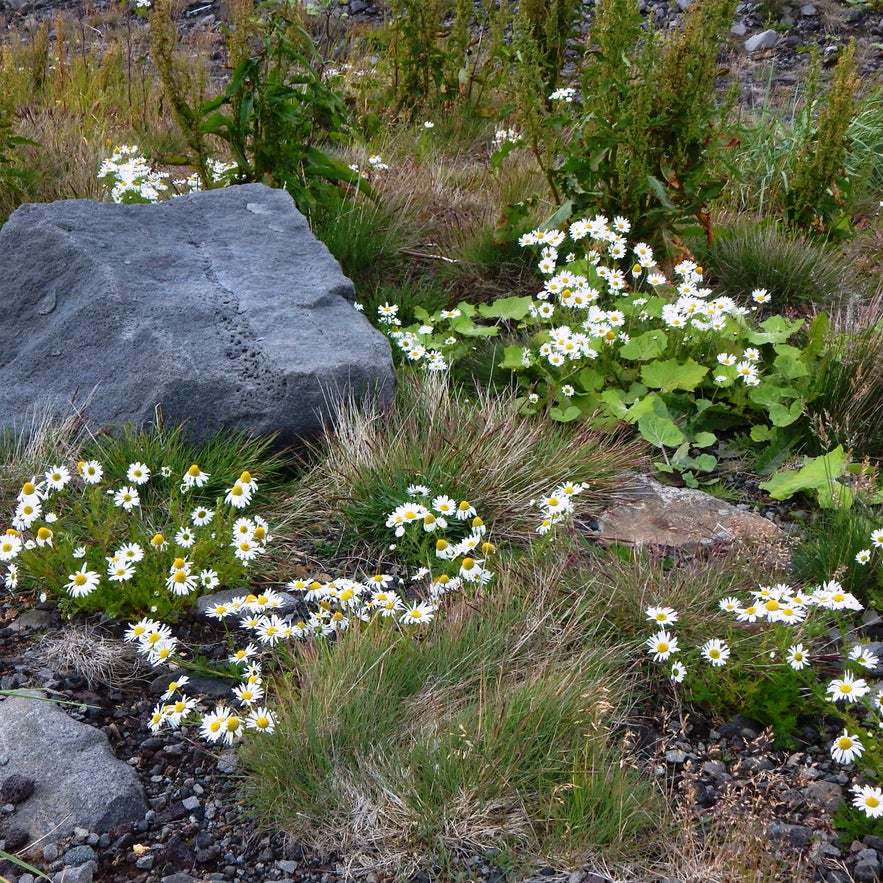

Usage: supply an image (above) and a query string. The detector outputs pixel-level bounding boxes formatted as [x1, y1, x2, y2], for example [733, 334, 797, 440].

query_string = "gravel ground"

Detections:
[0, 592, 881, 883]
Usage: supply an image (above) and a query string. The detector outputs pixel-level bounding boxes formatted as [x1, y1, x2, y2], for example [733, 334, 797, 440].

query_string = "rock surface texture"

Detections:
[0, 692, 147, 845]
[589, 473, 784, 553]
[0, 184, 393, 445]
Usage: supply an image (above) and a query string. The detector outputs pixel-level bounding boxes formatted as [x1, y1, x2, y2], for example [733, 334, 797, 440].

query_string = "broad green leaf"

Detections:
[478, 296, 535, 321]
[751, 424, 774, 442]
[692, 453, 718, 472]
[638, 414, 685, 448]
[599, 389, 629, 419]
[550, 405, 582, 423]
[768, 400, 804, 427]
[759, 446, 848, 501]
[624, 391, 669, 423]
[772, 349, 809, 380]
[501, 345, 529, 370]
[641, 358, 708, 392]
[577, 367, 605, 392]
[748, 385, 795, 406]
[693, 431, 717, 448]
[745, 315, 805, 345]
[618, 330, 669, 361]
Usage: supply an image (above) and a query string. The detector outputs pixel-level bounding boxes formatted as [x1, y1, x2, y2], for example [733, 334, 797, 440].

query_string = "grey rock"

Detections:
[854, 861, 883, 883]
[181, 796, 200, 812]
[767, 821, 813, 848]
[730, 21, 747, 35]
[0, 694, 147, 842]
[805, 780, 844, 814]
[63, 845, 97, 866]
[800, 3, 816, 13]
[1, 775, 35, 805]
[589, 474, 782, 553]
[0, 184, 393, 447]
[192, 587, 299, 617]
[6, 610, 56, 633]
[744, 29, 779, 52]
[52, 861, 95, 883]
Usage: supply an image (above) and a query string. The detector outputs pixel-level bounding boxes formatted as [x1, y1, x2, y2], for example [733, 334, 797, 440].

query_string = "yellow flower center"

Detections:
[231, 484, 243, 496]
[240, 471, 252, 484]
[253, 526, 266, 541]
[838, 737, 853, 750]
[658, 642, 669, 653]
[458, 501, 471, 512]
[210, 720, 221, 733]
[461, 557, 475, 571]
[74, 574, 87, 586]
[255, 716, 269, 729]
[764, 599, 779, 611]
[436, 539, 448, 551]
[151, 534, 165, 547]
[869, 797, 880, 808]
[187, 465, 202, 477]
[173, 557, 185, 569]
[22, 482, 35, 495]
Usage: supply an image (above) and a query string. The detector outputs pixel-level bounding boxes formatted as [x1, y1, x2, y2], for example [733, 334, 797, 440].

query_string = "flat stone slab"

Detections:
[0, 184, 393, 445]
[0, 693, 147, 844]
[589, 473, 783, 553]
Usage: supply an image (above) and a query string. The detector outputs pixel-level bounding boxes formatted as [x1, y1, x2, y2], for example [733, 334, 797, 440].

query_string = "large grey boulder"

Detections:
[0, 693, 147, 843]
[0, 184, 393, 445]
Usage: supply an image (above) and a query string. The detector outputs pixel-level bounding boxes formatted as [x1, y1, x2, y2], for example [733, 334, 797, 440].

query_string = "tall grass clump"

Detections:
[290, 373, 645, 551]
[694, 220, 850, 311]
[239, 548, 665, 876]
[805, 287, 883, 462]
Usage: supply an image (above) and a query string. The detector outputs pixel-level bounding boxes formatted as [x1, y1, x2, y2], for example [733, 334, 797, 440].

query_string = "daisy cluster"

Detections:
[380, 303, 449, 372]
[0, 460, 269, 620]
[644, 569, 883, 818]
[98, 145, 234, 204]
[517, 216, 763, 361]
[125, 614, 276, 742]
[386, 485, 495, 595]
[532, 480, 588, 534]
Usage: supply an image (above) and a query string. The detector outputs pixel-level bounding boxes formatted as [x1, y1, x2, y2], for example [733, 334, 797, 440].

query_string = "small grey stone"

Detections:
[665, 749, 688, 764]
[805, 780, 844, 814]
[161, 875, 197, 883]
[855, 849, 881, 866]
[854, 861, 883, 883]
[800, 3, 816, 13]
[730, 21, 747, 34]
[52, 860, 95, 883]
[135, 854, 155, 870]
[42, 843, 60, 862]
[3, 824, 29, 851]
[700, 760, 727, 778]
[277, 862, 299, 874]
[568, 873, 585, 883]
[744, 29, 779, 52]
[768, 822, 812, 848]
[1, 775, 34, 805]
[864, 836, 883, 852]
[63, 845, 97, 866]
[181, 796, 200, 812]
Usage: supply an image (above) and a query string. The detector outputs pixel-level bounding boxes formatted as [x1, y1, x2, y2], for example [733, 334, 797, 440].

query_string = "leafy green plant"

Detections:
[759, 446, 856, 509]
[151, 0, 361, 213]
[380, 215, 830, 484]
[0, 423, 286, 621]
[512, 0, 739, 248]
